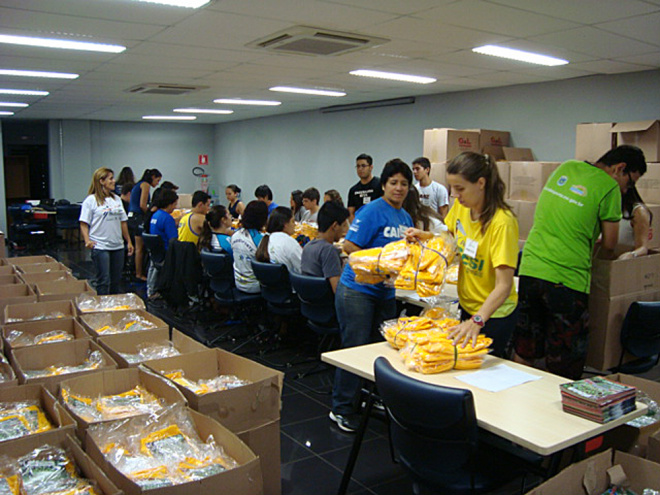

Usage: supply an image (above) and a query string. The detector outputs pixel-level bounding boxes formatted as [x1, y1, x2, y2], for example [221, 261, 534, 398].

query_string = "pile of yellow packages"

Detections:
[380, 313, 492, 374]
[92, 404, 237, 489]
[5, 329, 73, 348]
[0, 401, 52, 442]
[163, 370, 251, 396]
[84, 312, 156, 336]
[22, 351, 105, 379]
[61, 385, 166, 422]
[348, 233, 457, 296]
[1, 445, 100, 495]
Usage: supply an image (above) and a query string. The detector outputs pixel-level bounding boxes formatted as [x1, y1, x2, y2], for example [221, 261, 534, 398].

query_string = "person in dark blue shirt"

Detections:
[149, 189, 179, 250]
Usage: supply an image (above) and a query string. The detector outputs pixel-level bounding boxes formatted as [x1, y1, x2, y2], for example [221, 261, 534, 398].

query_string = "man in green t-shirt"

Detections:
[512, 145, 647, 379]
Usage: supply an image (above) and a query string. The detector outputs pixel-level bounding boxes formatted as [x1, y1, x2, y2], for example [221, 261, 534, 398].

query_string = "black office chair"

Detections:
[7, 204, 47, 252]
[374, 357, 533, 495]
[250, 260, 299, 315]
[56, 203, 82, 244]
[615, 301, 660, 374]
[142, 233, 166, 297]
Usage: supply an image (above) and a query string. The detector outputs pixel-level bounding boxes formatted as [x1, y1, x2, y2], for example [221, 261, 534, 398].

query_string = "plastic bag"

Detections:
[6, 329, 73, 348]
[76, 293, 143, 313]
[6, 312, 66, 323]
[0, 456, 23, 495]
[120, 341, 181, 364]
[626, 389, 660, 428]
[399, 332, 492, 374]
[163, 370, 251, 395]
[61, 385, 165, 422]
[22, 350, 105, 379]
[0, 401, 53, 442]
[348, 239, 409, 285]
[84, 312, 156, 335]
[380, 315, 460, 350]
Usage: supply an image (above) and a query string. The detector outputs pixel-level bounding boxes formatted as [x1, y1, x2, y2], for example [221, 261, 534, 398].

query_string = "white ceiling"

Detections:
[1, 0, 659, 124]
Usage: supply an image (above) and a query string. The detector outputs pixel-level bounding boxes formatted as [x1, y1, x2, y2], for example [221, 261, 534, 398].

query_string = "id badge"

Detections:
[464, 238, 478, 258]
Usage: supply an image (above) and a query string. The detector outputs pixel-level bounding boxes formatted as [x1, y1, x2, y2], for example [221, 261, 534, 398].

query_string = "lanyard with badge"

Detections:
[456, 219, 478, 258]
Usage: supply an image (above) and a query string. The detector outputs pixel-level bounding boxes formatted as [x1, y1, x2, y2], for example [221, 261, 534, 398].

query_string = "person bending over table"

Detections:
[407, 151, 519, 358]
[330, 158, 414, 433]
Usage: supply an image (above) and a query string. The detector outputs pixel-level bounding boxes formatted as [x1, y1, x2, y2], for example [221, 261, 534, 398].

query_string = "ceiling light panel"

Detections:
[269, 86, 346, 96]
[173, 108, 234, 114]
[472, 45, 568, 66]
[350, 69, 436, 84]
[133, 0, 211, 8]
[0, 34, 126, 53]
[0, 102, 28, 107]
[213, 98, 281, 106]
[0, 69, 79, 79]
[142, 115, 197, 120]
[0, 88, 49, 96]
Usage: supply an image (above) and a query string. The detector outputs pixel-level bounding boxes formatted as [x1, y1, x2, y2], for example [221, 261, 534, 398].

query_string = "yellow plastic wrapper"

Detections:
[22, 351, 104, 379]
[5, 329, 73, 348]
[0, 460, 22, 495]
[399, 333, 492, 374]
[62, 386, 164, 422]
[445, 262, 459, 285]
[380, 316, 460, 350]
[348, 239, 409, 284]
[395, 232, 456, 297]
[85, 312, 156, 335]
[0, 402, 53, 442]
[163, 371, 211, 396]
[76, 293, 143, 313]
[163, 370, 251, 395]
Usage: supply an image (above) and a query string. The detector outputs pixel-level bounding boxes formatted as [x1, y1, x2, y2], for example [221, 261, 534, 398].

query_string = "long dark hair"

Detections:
[139, 168, 162, 185]
[403, 187, 442, 231]
[199, 205, 228, 252]
[447, 152, 511, 234]
[255, 207, 293, 263]
[290, 190, 303, 214]
[622, 185, 653, 224]
[116, 167, 135, 186]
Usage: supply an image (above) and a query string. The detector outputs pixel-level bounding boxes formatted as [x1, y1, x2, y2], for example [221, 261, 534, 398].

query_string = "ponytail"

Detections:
[199, 205, 228, 252]
[255, 234, 271, 263]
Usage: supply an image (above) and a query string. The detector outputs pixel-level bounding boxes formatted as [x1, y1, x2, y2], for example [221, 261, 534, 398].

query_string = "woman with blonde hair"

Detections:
[80, 167, 134, 295]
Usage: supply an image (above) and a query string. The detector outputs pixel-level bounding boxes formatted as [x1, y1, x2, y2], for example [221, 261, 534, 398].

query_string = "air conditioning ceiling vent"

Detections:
[124, 83, 209, 95]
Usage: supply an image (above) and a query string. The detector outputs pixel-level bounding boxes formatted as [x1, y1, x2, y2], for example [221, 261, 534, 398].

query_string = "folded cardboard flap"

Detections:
[2, 318, 91, 351]
[3, 300, 77, 324]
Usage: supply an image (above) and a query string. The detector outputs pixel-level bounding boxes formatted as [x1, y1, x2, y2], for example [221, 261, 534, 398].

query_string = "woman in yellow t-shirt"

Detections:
[408, 152, 519, 356]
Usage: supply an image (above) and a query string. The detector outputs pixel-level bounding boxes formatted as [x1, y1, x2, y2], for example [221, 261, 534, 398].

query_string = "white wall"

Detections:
[212, 69, 660, 208]
[0, 122, 6, 235]
[49, 120, 215, 202]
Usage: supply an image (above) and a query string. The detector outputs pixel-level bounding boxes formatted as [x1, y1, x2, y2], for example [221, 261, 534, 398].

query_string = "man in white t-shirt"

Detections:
[412, 156, 449, 219]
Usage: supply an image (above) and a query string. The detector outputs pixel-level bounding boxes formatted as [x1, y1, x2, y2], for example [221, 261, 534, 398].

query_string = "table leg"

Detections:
[337, 383, 375, 495]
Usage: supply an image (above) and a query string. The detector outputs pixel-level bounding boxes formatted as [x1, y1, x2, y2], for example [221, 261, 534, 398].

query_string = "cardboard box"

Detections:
[613, 120, 660, 162]
[85, 408, 263, 495]
[0, 274, 23, 286]
[18, 270, 77, 286]
[0, 360, 18, 388]
[508, 161, 561, 201]
[3, 300, 77, 324]
[429, 162, 449, 190]
[76, 293, 146, 315]
[98, 328, 207, 368]
[7, 255, 57, 266]
[0, 284, 37, 311]
[177, 193, 192, 209]
[0, 265, 15, 276]
[0, 433, 122, 495]
[59, 367, 187, 440]
[526, 449, 660, 495]
[475, 129, 510, 149]
[576, 122, 616, 163]
[636, 162, 660, 204]
[649, 429, 660, 463]
[10, 339, 117, 392]
[78, 309, 169, 339]
[508, 200, 537, 240]
[146, 348, 283, 433]
[0, 384, 76, 446]
[502, 147, 534, 161]
[237, 419, 281, 495]
[17, 262, 71, 274]
[423, 128, 480, 163]
[586, 289, 660, 371]
[2, 317, 91, 351]
[590, 248, 660, 297]
[648, 203, 660, 249]
[496, 161, 511, 197]
[35, 279, 96, 302]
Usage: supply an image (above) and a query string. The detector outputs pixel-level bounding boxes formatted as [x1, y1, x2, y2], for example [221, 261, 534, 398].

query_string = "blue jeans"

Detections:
[91, 248, 124, 295]
[332, 282, 397, 415]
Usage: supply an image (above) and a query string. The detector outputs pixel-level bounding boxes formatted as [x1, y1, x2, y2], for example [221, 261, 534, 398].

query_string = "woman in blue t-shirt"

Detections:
[199, 205, 235, 255]
[128, 169, 162, 280]
[330, 159, 414, 433]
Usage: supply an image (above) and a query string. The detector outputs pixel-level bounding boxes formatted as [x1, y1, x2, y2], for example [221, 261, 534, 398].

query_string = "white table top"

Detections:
[322, 342, 646, 456]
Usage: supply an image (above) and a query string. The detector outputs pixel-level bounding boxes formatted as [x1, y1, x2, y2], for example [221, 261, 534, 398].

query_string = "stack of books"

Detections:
[560, 377, 637, 423]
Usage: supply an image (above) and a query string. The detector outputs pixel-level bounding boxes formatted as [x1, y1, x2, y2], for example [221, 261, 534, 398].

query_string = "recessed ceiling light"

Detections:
[472, 45, 568, 66]
[0, 111, 15, 116]
[142, 115, 197, 120]
[0, 69, 79, 79]
[269, 86, 346, 97]
[0, 88, 49, 96]
[173, 108, 233, 115]
[213, 98, 281, 106]
[0, 102, 28, 108]
[133, 0, 211, 8]
[0, 34, 126, 53]
[349, 69, 436, 84]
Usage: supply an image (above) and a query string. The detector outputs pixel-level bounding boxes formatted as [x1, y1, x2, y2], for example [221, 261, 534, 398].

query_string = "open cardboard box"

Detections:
[526, 449, 660, 495]
[98, 328, 207, 368]
[0, 359, 18, 389]
[10, 339, 117, 392]
[146, 348, 283, 433]
[613, 120, 660, 162]
[237, 418, 281, 495]
[0, 383, 76, 447]
[3, 300, 77, 324]
[79, 309, 168, 339]
[85, 407, 263, 495]
[16, 262, 71, 274]
[0, 265, 16, 276]
[648, 429, 660, 463]
[423, 128, 480, 162]
[590, 247, 660, 298]
[59, 366, 187, 441]
[575, 122, 616, 163]
[636, 162, 660, 204]
[35, 279, 96, 302]
[0, 283, 37, 311]
[7, 255, 57, 266]
[18, 270, 77, 286]
[2, 317, 91, 352]
[0, 274, 23, 286]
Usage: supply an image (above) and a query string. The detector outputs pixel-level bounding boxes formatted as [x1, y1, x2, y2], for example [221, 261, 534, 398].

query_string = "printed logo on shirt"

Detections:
[349, 218, 361, 233]
[383, 225, 408, 238]
[557, 175, 568, 186]
[455, 230, 485, 276]
[569, 185, 587, 197]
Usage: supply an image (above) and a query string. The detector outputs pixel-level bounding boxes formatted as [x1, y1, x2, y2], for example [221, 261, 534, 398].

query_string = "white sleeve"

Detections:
[79, 196, 94, 224]
[436, 183, 449, 207]
[281, 235, 303, 274]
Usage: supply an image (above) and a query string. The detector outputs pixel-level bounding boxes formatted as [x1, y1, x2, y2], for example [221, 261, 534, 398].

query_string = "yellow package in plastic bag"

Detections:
[348, 239, 409, 284]
[163, 371, 212, 396]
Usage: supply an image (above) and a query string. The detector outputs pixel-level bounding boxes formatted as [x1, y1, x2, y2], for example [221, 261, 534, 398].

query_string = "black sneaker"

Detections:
[329, 411, 360, 433]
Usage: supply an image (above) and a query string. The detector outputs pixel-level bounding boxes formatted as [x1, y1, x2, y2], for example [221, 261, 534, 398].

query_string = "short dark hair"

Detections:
[381, 158, 413, 186]
[356, 153, 373, 166]
[192, 190, 211, 207]
[412, 157, 431, 170]
[266, 206, 293, 233]
[302, 187, 320, 203]
[241, 200, 268, 230]
[597, 145, 647, 175]
[317, 201, 350, 233]
[160, 181, 179, 191]
[255, 184, 273, 200]
[155, 189, 178, 209]
[120, 183, 134, 196]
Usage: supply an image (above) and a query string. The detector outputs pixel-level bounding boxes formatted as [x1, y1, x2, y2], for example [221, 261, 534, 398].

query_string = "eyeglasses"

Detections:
[356, 164, 371, 169]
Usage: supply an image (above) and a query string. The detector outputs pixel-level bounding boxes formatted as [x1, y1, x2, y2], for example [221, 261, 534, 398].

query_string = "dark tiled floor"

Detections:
[20, 243, 660, 495]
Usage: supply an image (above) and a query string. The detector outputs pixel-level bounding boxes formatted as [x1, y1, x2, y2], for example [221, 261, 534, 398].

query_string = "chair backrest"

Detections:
[250, 259, 294, 304]
[141, 233, 166, 264]
[374, 357, 478, 484]
[56, 204, 82, 224]
[200, 249, 235, 297]
[289, 271, 336, 326]
[621, 301, 660, 358]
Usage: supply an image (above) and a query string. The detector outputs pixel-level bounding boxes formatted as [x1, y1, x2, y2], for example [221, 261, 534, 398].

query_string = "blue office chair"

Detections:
[142, 233, 166, 297]
[201, 249, 262, 306]
[56, 203, 82, 244]
[616, 301, 660, 374]
[250, 260, 299, 315]
[374, 357, 533, 495]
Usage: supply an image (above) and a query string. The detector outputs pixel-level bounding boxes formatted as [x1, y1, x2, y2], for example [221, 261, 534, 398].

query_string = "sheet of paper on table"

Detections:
[455, 363, 542, 392]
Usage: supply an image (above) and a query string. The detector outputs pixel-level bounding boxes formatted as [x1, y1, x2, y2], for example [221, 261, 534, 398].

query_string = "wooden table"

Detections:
[322, 342, 647, 494]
